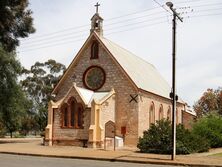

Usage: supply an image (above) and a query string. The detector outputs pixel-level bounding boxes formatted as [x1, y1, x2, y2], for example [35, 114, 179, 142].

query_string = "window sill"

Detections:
[61, 126, 84, 129]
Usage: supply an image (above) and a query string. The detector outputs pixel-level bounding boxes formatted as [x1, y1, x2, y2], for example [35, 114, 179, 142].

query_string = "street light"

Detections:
[166, 1, 173, 8]
[166, 1, 183, 161]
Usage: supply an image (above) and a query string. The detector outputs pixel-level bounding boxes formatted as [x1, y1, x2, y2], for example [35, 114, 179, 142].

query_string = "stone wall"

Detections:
[182, 111, 195, 129]
[100, 95, 115, 129]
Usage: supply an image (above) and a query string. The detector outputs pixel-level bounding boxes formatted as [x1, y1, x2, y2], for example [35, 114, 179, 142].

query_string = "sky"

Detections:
[17, 0, 222, 107]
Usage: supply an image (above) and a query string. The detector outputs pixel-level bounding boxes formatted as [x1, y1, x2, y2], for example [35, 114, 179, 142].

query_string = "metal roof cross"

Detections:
[95, 2, 100, 13]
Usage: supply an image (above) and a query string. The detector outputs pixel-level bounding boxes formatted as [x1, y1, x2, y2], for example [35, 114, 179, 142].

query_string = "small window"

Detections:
[77, 106, 83, 127]
[167, 107, 171, 121]
[70, 101, 75, 127]
[91, 41, 99, 59]
[149, 102, 155, 127]
[159, 105, 163, 120]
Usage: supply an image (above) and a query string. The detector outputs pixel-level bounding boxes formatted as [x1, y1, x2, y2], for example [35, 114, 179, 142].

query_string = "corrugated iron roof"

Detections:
[100, 36, 172, 99]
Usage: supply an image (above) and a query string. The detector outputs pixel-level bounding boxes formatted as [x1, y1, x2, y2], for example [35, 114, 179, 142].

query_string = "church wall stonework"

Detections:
[54, 41, 139, 146]
[100, 95, 115, 129]
[99, 94, 116, 145]
[138, 91, 184, 137]
[182, 111, 195, 129]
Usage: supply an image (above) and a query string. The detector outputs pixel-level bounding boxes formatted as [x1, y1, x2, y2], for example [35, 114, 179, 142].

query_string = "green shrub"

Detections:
[176, 124, 209, 154]
[137, 119, 171, 154]
[137, 119, 209, 154]
[192, 113, 222, 148]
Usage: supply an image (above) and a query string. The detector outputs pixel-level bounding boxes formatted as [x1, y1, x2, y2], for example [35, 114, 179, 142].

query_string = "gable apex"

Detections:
[91, 13, 103, 21]
[52, 32, 138, 95]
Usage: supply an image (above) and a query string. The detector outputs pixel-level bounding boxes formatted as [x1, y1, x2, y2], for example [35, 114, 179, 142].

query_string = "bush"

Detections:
[176, 124, 209, 154]
[137, 119, 209, 154]
[137, 119, 172, 154]
[192, 113, 222, 148]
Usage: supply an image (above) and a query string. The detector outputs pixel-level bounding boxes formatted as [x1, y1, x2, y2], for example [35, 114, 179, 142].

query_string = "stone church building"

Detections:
[45, 10, 195, 148]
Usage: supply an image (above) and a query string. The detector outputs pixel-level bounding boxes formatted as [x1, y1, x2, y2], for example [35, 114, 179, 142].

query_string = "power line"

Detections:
[18, 38, 86, 53]
[24, 5, 220, 44]
[106, 21, 167, 35]
[106, 6, 161, 21]
[105, 11, 166, 26]
[21, 6, 162, 41]
[20, 1, 222, 43]
[18, 2, 222, 52]
[194, 7, 222, 13]
[185, 12, 222, 19]
[22, 11, 167, 44]
[19, 21, 168, 53]
[21, 16, 168, 48]
[180, 7, 222, 19]
[21, 29, 88, 44]
[19, 8, 221, 51]
[152, 0, 171, 14]
[190, 2, 222, 8]
[104, 16, 167, 30]
[176, 0, 211, 4]
[21, 14, 169, 47]
[20, 24, 89, 41]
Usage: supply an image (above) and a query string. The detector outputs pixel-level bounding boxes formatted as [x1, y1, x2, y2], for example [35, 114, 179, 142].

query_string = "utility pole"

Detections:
[166, 1, 183, 161]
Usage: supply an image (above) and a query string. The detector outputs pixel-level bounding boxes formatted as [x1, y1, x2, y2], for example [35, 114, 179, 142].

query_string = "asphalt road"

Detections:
[0, 153, 180, 167]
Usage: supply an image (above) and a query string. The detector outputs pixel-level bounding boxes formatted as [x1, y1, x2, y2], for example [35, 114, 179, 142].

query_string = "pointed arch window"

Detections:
[91, 41, 99, 59]
[167, 106, 171, 121]
[61, 97, 84, 129]
[70, 100, 76, 127]
[149, 102, 155, 127]
[159, 104, 164, 120]
[77, 105, 83, 128]
[61, 103, 68, 127]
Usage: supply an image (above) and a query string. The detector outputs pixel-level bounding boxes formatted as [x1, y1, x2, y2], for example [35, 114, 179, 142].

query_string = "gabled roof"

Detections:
[99, 36, 171, 99]
[91, 13, 103, 21]
[75, 84, 115, 107]
[51, 82, 115, 108]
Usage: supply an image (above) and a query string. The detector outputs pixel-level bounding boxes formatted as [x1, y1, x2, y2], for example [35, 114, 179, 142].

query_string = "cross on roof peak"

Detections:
[95, 2, 100, 13]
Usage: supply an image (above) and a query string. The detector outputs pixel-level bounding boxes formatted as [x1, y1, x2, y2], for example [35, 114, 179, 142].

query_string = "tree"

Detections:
[0, 0, 35, 52]
[21, 59, 66, 132]
[20, 100, 38, 136]
[193, 88, 222, 117]
[0, 47, 27, 137]
[192, 113, 222, 148]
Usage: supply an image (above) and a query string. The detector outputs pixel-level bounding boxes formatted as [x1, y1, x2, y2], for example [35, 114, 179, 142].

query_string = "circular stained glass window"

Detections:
[83, 66, 106, 91]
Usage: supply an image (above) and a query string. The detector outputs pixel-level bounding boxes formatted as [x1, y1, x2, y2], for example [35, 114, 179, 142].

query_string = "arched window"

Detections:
[149, 102, 155, 126]
[61, 103, 68, 127]
[77, 104, 83, 128]
[167, 106, 171, 121]
[61, 97, 84, 129]
[159, 104, 164, 120]
[70, 99, 76, 127]
[91, 41, 99, 59]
